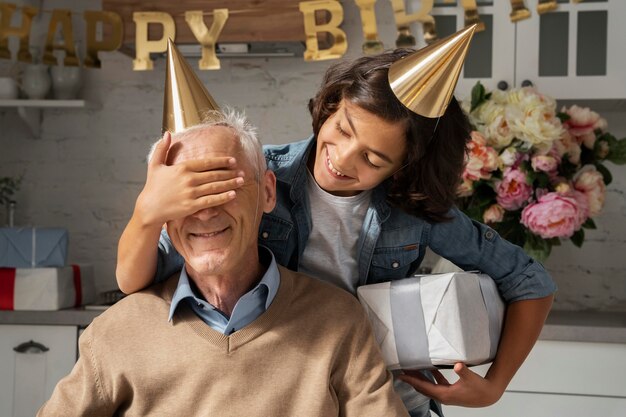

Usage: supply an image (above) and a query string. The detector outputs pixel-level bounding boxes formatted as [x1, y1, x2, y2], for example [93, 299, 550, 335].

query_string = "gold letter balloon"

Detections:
[0, 3, 38, 62]
[354, 0, 384, 54]
[184, 9, 229, 70]
[43, 9, 79, 66]
[299, 1, 348, 61]
[83, 11, 123, 68]
[133, 12, 175, 71]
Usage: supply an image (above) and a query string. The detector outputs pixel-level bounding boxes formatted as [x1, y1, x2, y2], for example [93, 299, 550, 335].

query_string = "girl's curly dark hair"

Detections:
[308, 49, 471, 222]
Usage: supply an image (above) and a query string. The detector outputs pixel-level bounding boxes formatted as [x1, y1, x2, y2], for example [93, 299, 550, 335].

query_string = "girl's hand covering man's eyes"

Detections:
[135, 131, 245, 227]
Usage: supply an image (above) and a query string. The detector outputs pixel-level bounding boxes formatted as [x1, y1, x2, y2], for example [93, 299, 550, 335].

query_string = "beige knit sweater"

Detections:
[38, 266, 409, 417]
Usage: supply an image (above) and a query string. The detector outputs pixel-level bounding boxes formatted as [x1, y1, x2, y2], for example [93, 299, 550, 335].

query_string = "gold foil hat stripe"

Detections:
[388, 24, 477, 118]
[163, 38, 220, 133]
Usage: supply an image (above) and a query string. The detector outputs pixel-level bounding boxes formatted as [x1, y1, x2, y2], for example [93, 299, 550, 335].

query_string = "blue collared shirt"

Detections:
[168, 247, 280, 335]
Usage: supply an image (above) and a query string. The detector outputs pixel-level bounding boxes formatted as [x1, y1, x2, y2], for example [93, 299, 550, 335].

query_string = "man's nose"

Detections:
[191, 207, 220, 221]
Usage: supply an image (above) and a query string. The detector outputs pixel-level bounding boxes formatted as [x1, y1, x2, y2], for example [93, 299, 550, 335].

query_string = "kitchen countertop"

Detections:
[0, 307, 105, 327]
[1, 308, 625, 343]
[540, 310, 626, 344]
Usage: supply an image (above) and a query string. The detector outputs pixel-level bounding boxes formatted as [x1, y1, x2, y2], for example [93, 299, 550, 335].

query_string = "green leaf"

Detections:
[607, 137, 626, 165]
[548, 237, 561, 246]
[556, 112, 571, 123]
[570, 229, 585, 248]
[582, 218, 597, 229]
[594, 162, 613, 185]
[558, 157, 579, 178]
[523, 235, 552, 263]
[470, 82, 489, 113]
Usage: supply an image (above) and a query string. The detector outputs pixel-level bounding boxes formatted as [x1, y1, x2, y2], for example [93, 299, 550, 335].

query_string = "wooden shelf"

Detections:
[0, 99, 86, 138]
[0, 99, 85, 108]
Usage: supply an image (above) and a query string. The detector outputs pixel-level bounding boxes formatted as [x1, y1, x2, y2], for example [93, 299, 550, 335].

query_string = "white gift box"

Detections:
[357, 272, 506, 370]
[0, 265, 96, 310]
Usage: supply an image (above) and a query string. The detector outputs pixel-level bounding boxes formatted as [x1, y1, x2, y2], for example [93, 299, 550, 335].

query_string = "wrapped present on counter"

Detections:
[0, 228, 68, 268]
[0, 264, 95, 310]
[357, 272, 506, 370]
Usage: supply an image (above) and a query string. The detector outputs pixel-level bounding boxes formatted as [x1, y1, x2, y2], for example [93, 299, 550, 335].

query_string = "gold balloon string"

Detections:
[174, 6, 302, 17]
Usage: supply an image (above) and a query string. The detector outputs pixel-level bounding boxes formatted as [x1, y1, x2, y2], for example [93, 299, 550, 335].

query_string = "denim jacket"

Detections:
[156, 136, 556, 303]
[155, 136, 556, 416]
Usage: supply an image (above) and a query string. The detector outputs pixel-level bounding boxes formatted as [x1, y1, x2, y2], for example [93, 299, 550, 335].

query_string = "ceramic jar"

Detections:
[50, 65, 82, 99]
[21, 64, 51, 99]
[0, 77, 19, 99]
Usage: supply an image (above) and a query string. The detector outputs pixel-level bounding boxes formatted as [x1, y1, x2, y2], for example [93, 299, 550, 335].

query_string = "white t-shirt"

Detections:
[298, 170, 372, 293]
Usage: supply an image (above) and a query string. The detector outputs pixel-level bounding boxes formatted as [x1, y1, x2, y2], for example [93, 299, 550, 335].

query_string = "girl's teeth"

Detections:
[327, 156, 346, 177]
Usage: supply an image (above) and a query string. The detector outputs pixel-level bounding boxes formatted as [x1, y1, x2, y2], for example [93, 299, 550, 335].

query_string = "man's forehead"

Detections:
[167, 125, 241, 165]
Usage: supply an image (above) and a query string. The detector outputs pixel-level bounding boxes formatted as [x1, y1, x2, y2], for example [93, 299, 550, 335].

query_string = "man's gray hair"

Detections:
[147, 108, 266, 179]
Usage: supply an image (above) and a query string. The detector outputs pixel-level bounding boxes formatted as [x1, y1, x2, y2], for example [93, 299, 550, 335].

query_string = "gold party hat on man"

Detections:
[388, 24, 477, 118]
[163, 39, 220, 133]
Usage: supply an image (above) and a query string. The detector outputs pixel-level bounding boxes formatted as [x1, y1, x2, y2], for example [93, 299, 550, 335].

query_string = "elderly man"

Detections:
[38, 111, 408, 417]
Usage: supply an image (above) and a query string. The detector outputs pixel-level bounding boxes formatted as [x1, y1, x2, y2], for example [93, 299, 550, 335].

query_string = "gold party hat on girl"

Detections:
[388, 24, 477, 118]
[163, 39, 220, 133]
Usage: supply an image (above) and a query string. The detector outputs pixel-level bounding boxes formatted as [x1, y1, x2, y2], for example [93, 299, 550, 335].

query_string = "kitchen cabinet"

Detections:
[441, 339, 626, 417]
[0, 324, 78, 417]
[428, 0, 626, 99]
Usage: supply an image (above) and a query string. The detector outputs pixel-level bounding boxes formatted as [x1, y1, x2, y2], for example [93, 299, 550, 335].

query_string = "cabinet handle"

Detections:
[13, 340, 50, 353]
[521, 79, 534, 87]
[497, 80, 509, 91]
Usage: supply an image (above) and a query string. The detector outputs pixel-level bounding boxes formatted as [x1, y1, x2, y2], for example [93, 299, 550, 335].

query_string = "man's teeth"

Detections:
[327, 156, 346, 177]
[194, 231, 221, 237]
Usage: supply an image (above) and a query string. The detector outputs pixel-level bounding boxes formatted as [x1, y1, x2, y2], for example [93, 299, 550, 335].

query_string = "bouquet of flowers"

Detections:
[458, 82, 626, 262]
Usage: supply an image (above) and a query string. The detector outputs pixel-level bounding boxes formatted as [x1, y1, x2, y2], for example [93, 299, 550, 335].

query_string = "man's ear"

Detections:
[261, 170, 277, 213]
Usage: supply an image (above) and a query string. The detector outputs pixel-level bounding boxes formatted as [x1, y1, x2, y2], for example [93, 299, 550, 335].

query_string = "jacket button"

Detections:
[391, 261, 400, 268]
[485, 230, 495, 240]
[261, 231, 269, 239]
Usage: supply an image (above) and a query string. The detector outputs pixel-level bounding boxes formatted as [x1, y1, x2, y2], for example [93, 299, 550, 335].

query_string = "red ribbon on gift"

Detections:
[71, 264, 83, 307]
[0, 268, 16, 310]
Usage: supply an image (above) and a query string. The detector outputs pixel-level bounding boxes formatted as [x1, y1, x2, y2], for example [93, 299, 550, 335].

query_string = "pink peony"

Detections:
[573, 165, 606, 216]
[521, 192, 586, 239]
[463, 131, 499, 181]
[531, 154, 558, 173]
[562, 105, 607, 136]
[562, 105, 608, 149]
[552, 131, 581, 165]
[495, 167, 533, 210]
[483, 204, 505, 224]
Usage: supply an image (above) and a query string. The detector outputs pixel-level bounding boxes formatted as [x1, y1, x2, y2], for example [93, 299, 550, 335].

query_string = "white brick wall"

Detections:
[0, 1, 624, 311]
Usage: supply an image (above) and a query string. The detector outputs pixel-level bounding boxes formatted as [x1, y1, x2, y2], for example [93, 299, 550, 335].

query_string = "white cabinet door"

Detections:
[516, 0, 626, 99]
[428, 0, 626, 99]
[0, 325, 77, 417]
[444, 392, 626, 417]
[431, 0, 516, 97]
[440, 340, 626, 417]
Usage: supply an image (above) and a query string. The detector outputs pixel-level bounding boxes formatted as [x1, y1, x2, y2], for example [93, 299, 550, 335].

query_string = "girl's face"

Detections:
[310, 99, 407, 196]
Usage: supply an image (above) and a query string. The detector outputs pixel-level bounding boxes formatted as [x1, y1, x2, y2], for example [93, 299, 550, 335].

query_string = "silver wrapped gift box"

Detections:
[357, 272, 506, 370]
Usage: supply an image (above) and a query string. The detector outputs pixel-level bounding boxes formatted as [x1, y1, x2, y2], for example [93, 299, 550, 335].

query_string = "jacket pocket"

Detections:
[369, 244, 420, 283]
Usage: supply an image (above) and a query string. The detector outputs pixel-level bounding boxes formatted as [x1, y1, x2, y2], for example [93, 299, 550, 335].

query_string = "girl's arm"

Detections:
[400, 206, 556, 405]
[116, 132, 244, 294]
[400, 294, 553, 406]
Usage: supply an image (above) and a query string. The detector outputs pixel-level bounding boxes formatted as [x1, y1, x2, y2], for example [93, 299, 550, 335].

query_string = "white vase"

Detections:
[0, 77, 19, 99]
[50, 65, 82, 99]
[21, 64, 51, 99]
